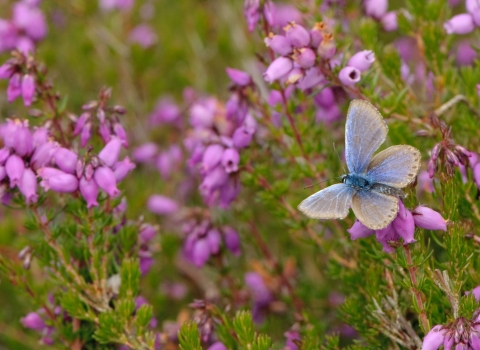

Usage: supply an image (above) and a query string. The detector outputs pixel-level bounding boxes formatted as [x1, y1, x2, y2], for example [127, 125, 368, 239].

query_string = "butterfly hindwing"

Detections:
[351, 190, 399, 230]
[366, 145, 421, 188]
[298, 184, 354, 220]
[345, 100, 388, 174]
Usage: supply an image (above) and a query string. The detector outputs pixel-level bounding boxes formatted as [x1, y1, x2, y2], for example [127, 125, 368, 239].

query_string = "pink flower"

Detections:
[444, 14, 475, 35]
[284, 22, 310, 47]
[19, 168, 38, 203]
[5, 154, 25, 188]
[79, 177, 99, 208]
[54, 148, 78, 174]
[293, 48, 316, 69]
[422, 325, 445, 350]
[263, 57, 293, 83]
[364, 0, 388, 19]
[264, 34, 293, 56]
[7, 73, 22, 102]
[221, 148, 240, 173]
[412, 206, 447, 231]
[21, 312, 46, 330]
[226, 67, 252, 86]
[381, 11, 398, 31]
[147, 194, 179, 215]
[338, 66, 361, 86]
[347, 50, 375, 72]
[347, 220, 375, 240]
[99, 136, 122, 167]
[21, 74, 35, 106]
[94, 166, 119, 197]
[202, 144, 224, 172]
[129, 24, 157, 48]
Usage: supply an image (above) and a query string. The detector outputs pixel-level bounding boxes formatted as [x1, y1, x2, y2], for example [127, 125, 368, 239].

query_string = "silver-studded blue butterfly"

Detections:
[298, 99, 421, 230]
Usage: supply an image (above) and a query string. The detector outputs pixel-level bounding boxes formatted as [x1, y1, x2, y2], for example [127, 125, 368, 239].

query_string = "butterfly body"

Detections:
[298, 99, 420, 230]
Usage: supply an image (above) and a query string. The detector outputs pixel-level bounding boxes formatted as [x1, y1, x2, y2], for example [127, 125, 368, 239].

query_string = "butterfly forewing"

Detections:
[351, 190, 399, 230]
[345, 100, 388, 174]
[298, 184, 354, 219]
[366, 145, 421, 188]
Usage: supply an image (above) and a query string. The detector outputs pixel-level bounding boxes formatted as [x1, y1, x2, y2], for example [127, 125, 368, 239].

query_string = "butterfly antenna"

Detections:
[304, 179, 331, 189]
[333, 143, 347, 174]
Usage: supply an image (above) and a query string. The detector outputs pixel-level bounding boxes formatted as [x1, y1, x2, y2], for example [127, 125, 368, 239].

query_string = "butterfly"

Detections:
[298, 99, 421, 230]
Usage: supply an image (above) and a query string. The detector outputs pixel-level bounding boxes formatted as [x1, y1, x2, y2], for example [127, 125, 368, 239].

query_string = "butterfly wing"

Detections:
[366, 145, 421, 188]
[351, 190, 398, 230]
[345, 100, 388, 174]
[298, 183, 354, 219]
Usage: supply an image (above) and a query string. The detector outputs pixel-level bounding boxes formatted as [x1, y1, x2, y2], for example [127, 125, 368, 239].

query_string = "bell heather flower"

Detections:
[263, 56, 293, 83]
[363, 0, 388, 19]
[208, 342, 227, 350]
[225, 67, 252, 86]
[99, 136, 122, 167]
[128, 24, 157, 48]
[19, 168, 38, 204]
[79, 177, 99, 208]
[423, 317, 480, 350]
[245, 272, 273, 323]
[264, 33, 293, 56]
[221, 148, 240, 173]
[94, 166, 119, 197]
[338, 66, 361, 86]
[284, 22, 310, 47]
[444, 14, 475, 35]
[54, 148, 78, 174]
[347, 50, 375, 72]
[5, 154, 25, 188]
[21, 74, 35, 106]
[21, 312, 46, 330]
[202, 144, 224, 173]
[292, 48, 316, 68]
[147, 194, 179, 215]
[412, 206, 447, 231]
[381, 11, 398, 31]
[7, 73, 22, 102]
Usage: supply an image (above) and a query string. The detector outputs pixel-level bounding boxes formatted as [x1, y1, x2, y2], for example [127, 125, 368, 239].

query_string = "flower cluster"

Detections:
[348, 202, 447, 253]
[428, 141, 473, 179]
[0, 120, 55, 203]
[182, 216, 241, 267]
[185, 91, 256, 208]
[423, 316, 480, 349]
[0, 53, 36, 106]
[0, 0, 47, 55]
[73, 88, 129, 147]
[39, 136, 135, 206]
[444, 0, 480, 35]
[263, 21, 335, 89]
[244, 0, 275, 32]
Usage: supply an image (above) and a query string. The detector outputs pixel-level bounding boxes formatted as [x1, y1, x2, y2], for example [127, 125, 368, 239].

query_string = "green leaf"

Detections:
[178, 322, 202, 350]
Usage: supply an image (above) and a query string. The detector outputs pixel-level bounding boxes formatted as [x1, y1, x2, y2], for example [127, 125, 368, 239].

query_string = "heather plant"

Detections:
[0, 0, 480, 349]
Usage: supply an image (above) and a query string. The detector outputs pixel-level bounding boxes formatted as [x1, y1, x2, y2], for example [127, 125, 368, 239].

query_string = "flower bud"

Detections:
[381, 11, 398, 31]
[47, 172, 79, 193]
[206, 228, 222, 254]
[139, 251, 154, 275]
[444, 14, 475, 35]
[223, 226, 241, 255]
[263, 57, 293, 83]
[21, 74, 35, 106]
[147, 194, 179, 215]
[54, 148, 78, 174]
[339, 66, 361, 86]
[12, 121, 33, 157]
[428, 158, 437, 178]
[0, 63, 14, 79]
[467, 0, 480, 13]
[446, 149, 459, 166]
[347, 50, 375, 72]
[73, 113, 89, 136]
[99, 122, 111, 143]
[7, 73, 22, 102]
[94, 166, 120, 197]
[139, 224, 157, 243]
[200, 166, 228, 193]
[413, 206, 447, 231]
[284, 22, 310, 47]
[113, 123, 128, 147]
[133, 143, 158, 163]
[192, 238, 210, 267]
[317, 33, 336, 59]
[30, 141, 58, 170]
[81, 122, 92, 147]
[264, 33, 293, 56]
[431, 143, 442, 161]
[79, 177, 99, 208]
